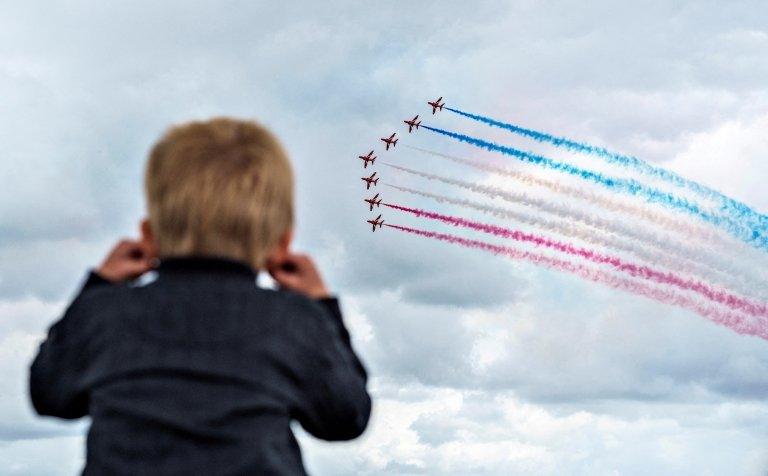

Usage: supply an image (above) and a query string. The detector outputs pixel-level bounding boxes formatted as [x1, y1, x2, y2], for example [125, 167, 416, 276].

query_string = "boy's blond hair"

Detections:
[145, 117, 294, 269]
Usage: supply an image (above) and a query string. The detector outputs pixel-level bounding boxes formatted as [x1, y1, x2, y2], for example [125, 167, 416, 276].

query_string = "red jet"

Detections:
[361, 172, 379, 190]
[367, 214, 384, 232]
[427, 96, 445, 114]
[358, 150, 376, 168]
[364, 193, 382, 211]
[404, 115, 421, 133]
[380, 133, 398, 150]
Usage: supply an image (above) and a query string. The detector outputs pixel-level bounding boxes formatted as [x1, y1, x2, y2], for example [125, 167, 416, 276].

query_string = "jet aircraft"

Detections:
[380, 133, 398, 150]
[364, 193, 382, 211]
[367, 214, 384, 232]
[404, 115, 421, 132]
[361, 172, 379, 190]
[427, 96, 445, 114]
[358, 150, 376, 168]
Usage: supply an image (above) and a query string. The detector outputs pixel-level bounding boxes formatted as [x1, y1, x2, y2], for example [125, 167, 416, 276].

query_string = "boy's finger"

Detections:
[115, 238, 139, 251]
[121, 262, 154, 280]
[111, 240, 144, 260]
[128, 247, 145, 260]
[120, 242, 158, 265]
[126, 240, 150, 254]
[283, 253, 312, 266]
[270, 269, 302, 289]
[278, 261, 298, 273]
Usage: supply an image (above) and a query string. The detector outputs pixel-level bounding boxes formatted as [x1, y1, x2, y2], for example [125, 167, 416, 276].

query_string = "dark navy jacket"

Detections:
[29, 256, 371, 475]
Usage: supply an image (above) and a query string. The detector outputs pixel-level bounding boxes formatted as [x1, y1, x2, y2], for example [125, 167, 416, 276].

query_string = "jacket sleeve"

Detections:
[29, 271, 110, 419]
[291, 297, 372, 441]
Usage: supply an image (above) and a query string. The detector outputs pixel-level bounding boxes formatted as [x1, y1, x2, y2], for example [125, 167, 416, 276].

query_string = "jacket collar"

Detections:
[157, 255, 257, 279]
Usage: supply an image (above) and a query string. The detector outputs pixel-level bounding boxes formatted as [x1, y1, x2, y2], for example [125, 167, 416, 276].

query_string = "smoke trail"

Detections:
[421, 125, 767, 250]
[383, 182, 762, 299]
[383, 202, 768, 319]
[381, 162, 764, 286]
[385, 223, 766, 340]
[445, 106, 768, 229]
[405, 145, 726, 245]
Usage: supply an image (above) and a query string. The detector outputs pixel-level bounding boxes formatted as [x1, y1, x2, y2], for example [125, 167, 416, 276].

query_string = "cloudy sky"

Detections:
[2, 1, 768, 474]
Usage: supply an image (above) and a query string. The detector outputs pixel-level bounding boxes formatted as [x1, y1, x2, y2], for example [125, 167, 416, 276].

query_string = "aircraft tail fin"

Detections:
[393, 139, 398, 146]
[373, 178, 379, 186]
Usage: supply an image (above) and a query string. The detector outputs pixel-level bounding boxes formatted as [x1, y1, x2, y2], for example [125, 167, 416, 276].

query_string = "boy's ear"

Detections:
[265, 228, 293, 269]
[140, 218, 159, 259]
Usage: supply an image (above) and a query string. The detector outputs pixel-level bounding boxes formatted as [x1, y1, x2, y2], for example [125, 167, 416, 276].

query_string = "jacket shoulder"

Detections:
[45, 276, 134, 350]
[264, 290, 342, 342]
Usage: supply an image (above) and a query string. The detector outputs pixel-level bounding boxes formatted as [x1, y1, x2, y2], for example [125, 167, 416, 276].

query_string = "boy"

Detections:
[29, 118, 371, 475]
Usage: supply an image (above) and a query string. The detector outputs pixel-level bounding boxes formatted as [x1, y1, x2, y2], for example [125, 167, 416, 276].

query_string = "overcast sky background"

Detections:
[2, 1, 768, 474]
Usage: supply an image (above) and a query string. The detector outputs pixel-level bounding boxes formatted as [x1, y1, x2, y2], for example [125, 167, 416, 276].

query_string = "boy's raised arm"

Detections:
[29, 239, 154, 419]
[316, 297, 369, 379]
[290, 299, 372, 441]
[269, 253, 372, 440]
[29, 272, 108, 419]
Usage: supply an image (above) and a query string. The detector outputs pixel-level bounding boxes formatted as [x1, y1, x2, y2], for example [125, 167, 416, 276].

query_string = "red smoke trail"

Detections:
[383, 202, 768, 320]
[384, 223, 767, 340]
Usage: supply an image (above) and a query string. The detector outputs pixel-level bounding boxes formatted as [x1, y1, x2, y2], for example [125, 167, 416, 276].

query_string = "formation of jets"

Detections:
[356, 96, 444, 231]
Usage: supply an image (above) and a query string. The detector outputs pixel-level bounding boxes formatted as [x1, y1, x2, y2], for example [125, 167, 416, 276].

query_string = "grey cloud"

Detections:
[351, 269, 768, 404]
[474, 280, 768, 403]
[0, 238, 112, 301]
[360, 293, 478, 386]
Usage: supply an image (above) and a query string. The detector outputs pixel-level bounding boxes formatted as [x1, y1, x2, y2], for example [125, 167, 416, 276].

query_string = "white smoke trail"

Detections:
[383, 183, 763, 300]
[406, 145, 730, 246]
[382, 162, 767, 295]
[403, 147, 768, 288]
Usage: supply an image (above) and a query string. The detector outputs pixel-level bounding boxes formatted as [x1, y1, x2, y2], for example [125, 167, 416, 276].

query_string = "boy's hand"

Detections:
[268, 253, 330, 299]
[96, 239, 156, 283]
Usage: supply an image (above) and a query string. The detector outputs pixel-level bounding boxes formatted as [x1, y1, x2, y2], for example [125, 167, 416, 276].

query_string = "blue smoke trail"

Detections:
[421, 124, 768, 251]
[445, 106, 768, 230]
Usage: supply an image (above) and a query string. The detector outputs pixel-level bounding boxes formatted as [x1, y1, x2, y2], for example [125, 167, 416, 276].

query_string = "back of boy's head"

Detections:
[145, 117, 294, 269]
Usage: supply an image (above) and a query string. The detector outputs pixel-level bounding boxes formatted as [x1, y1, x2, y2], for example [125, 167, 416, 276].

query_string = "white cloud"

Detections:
[670, 113, 768, 211]
[298, 383, 768, 475]
[0, 330, 87, 444]
[0, 436, 85, 476]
